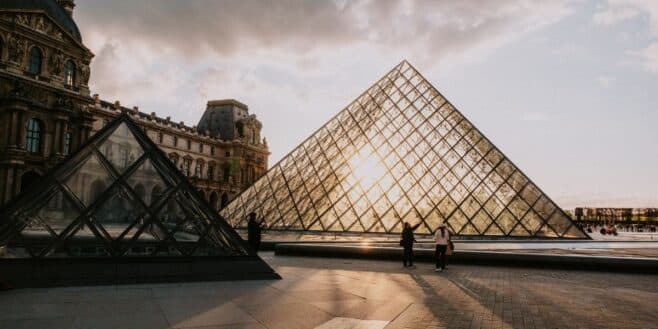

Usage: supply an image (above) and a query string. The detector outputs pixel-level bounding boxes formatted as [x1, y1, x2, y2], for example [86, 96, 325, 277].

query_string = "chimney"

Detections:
[57, 0, 75, 17]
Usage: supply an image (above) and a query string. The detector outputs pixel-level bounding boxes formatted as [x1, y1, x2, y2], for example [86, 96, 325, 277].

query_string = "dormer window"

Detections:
[64, 60, 76, 86]
[28, 47, 42, 75]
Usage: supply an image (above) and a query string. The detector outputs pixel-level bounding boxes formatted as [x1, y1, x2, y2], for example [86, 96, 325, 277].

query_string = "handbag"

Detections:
[446, 241, 455, 256]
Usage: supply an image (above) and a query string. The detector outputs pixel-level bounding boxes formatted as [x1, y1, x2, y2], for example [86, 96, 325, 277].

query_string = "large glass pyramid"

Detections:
[221, 61, 588, 239]
[0, 114, 278, 285]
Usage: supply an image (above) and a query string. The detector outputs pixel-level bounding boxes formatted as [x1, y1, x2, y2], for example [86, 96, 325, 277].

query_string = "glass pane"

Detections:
[64, 152, 112, 207]
[125, 158, 169, 207]
[93, 185, 145, 239]
[98, 122, 144, 173]
[32, 189, 81, 235]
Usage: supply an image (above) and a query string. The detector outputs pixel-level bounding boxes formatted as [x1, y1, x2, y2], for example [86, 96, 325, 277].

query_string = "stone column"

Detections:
[2, 166, 15, 204]
[0, 167, 8, 205]
[52, 119, 62, 156]
[8, 111, 19, 147]
[61, 120, 70, 154]
[16, 111, 26, 150]
[12, 166, 24, 197]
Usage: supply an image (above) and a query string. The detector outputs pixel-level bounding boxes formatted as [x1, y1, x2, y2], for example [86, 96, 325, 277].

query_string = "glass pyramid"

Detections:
[220, 61, 589, 239]
[0, 114, 277, 259]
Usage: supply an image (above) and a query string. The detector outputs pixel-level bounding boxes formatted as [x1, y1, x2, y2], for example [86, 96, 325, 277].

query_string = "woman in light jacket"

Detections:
[434, 223, 450, 272]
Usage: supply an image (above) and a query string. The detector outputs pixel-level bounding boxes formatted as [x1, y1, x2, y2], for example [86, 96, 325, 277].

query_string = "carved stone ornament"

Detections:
[79, 63, 90, 84]
[56, 95, 74, 108]
[7, 34, 25, 64]
[50, 28, 63, 40]
[50, 52, 64, 76]
[12, 81, 48, 104]
[35, 16, 47, 32]
[16, 14, 30, 26]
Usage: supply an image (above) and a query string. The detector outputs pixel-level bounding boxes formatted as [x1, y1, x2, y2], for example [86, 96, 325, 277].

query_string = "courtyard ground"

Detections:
[0, 252, 656, 329]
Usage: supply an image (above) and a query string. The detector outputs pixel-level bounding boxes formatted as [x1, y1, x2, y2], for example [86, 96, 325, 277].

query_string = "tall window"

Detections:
[28, 47, 42, 75]
[195, 161, 202, 178]
[182, 159, 191, 176]
[64, 132, 72, 155]
[157, 132, 163, 143]
[207, 165, 214, 181]
[173, 136, 178, 147]
[199, 143, 203, 153]
[187, 140, 191, 150]
[169, 153, 179, 166]
[25, 118, 41, 153]
[64, 60, 76, 86]
[210, 146, 215, 156]
[119, 147, 129, 168]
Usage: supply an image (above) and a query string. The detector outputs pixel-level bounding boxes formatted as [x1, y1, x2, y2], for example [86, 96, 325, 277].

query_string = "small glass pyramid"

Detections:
[0, 114, 269, 258]
[220, 60, 588, 239]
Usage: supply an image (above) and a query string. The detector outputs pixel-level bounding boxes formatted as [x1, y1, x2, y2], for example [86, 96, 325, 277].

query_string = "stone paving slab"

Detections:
[0, 252, 657, 329]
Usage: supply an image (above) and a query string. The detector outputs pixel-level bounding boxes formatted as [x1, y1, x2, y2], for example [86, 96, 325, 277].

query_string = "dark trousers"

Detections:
[403, 245, 414, 266]
[435, 245, 447, 269]
[248, 240, 261, 253]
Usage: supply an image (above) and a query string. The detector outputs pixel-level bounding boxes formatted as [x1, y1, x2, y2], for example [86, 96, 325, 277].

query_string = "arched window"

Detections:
[64, 60, 76, 86]
[25, 118, 42, 153]
[28, 47, 42, 75]
[182, 158, 192, 176]
[194, 160, 203, 178]
[207, 164, 215, 181]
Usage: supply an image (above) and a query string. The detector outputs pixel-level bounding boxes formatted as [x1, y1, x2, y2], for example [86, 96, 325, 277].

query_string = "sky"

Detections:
[73, 0, 658, 209]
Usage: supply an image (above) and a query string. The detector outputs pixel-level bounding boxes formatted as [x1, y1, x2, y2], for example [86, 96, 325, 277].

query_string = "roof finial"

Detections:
[57, 0, 75, 17]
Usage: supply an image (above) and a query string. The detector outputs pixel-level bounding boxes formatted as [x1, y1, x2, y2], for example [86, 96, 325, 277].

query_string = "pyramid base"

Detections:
[0, 256, 280, 288]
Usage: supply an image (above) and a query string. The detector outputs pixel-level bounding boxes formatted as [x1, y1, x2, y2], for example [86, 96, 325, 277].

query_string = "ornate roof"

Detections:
[0, 0, 82, 41]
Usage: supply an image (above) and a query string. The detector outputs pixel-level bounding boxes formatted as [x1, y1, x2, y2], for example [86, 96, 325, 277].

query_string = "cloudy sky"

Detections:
[74, 0, 658, 209]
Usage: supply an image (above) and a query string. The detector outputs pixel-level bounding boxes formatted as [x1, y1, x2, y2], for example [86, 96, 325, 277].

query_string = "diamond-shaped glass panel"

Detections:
[64, 152, 112, 207]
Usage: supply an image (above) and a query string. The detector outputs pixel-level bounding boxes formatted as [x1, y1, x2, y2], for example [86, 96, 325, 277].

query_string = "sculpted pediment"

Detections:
[0, 12, 85, 50]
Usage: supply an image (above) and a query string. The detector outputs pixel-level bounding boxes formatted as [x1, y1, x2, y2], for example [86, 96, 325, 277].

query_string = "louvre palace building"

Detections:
[0, 0, 269, 209]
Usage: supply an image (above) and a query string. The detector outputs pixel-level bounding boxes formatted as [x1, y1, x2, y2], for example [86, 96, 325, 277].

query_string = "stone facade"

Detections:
[0, 0, 268, 209]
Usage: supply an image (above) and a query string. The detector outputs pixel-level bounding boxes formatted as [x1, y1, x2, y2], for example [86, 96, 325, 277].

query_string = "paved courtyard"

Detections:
[1, 252, 656, 329]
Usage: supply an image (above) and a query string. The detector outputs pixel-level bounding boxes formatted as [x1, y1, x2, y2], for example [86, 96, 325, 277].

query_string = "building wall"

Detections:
[0, 1, 268, 209]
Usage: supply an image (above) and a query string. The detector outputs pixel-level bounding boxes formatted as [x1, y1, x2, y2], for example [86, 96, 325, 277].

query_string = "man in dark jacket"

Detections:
[401, 222, 421, 267]
[247, 212, 265, 252]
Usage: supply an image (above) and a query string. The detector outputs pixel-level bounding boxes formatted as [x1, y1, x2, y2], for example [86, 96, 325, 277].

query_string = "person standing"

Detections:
[247, 212, 265, 253]
[401, 222, 421, 268]
[434, 223, 450, 272]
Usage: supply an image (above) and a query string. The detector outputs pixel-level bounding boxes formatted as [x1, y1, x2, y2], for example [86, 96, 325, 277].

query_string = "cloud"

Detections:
[597, 75, 616, 88]
[593, 6, 641, 25]
[73, 0, 577, 162]
[635, 41, 658, 73]
[593, 0, 658, 74]
[521, 112, 550, 122]
[76, 0, 576, 62]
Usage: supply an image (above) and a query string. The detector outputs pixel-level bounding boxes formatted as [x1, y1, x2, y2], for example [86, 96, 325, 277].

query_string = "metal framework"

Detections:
[0, 114, 257, 257]
[221, 60, 588, 239]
